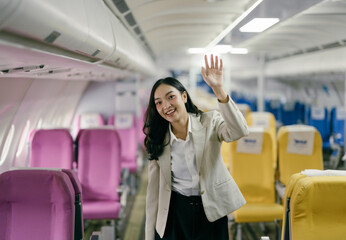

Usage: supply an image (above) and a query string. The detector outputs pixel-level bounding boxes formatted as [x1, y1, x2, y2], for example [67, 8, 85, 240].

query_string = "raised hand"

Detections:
[201, 54, 223, 89]
[201, 54, 228, 103]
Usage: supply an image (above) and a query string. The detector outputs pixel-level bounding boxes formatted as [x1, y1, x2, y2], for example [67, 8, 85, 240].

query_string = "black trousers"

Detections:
[155, 191, 229, 240]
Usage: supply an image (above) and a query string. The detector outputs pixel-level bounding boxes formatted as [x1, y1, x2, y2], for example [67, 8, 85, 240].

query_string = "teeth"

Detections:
[166, 109, 174, 115]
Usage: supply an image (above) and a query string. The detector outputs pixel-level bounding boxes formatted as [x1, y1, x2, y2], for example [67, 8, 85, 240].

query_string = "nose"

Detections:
[163, 101, 171, 109]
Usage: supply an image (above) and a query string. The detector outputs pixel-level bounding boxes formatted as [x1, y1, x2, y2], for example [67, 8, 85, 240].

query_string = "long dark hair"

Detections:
[143, 77, 202, 160]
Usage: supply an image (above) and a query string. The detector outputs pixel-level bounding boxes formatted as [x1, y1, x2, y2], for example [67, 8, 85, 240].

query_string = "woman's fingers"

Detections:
[204, 55, 209, 70]
[210, 54, 214, 68]
[205, 54, 222, 70]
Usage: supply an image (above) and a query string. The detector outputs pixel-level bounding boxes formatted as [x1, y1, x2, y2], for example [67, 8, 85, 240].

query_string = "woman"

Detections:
[144, 55, 248, 240]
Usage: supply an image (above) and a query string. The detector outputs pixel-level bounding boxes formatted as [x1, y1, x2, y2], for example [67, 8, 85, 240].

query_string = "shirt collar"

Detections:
[169, 114, 192, 145]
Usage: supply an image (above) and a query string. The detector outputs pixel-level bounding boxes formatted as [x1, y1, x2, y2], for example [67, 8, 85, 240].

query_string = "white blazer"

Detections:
[145, 98, 249, 240]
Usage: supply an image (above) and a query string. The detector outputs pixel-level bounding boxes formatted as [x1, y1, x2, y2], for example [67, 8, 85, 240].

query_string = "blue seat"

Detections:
[281, 102, 300, 126]
[306, 106, 330, 150]
[331, 107, 345, 146]
[265, 99, 282, 124]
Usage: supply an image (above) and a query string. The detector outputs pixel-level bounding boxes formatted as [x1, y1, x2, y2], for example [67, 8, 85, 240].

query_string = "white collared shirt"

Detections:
[169, 115, 200, 196]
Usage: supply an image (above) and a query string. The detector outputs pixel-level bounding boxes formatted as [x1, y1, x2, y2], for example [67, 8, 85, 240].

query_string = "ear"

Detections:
[182, 91, 187, 103]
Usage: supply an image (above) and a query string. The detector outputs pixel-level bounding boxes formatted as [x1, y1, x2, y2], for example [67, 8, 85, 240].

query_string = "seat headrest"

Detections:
[311, 106, 325, 120]
[286, 125, 315, 155]
[236, 127, 264, 154]
[115, 113, 134, 129]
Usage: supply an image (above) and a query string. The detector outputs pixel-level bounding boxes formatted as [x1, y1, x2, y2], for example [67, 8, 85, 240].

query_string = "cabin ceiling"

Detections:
[104, 0, 260, 59]
[237, 0, 346, 60]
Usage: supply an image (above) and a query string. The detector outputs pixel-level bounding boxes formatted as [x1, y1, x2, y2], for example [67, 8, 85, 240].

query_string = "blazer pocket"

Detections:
[214, 178, 232, 189]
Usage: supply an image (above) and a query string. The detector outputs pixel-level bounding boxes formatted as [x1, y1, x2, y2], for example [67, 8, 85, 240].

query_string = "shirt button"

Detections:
[201, 190, 205, 195]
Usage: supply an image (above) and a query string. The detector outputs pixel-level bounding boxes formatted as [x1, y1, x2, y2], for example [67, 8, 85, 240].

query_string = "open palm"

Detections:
[201, 54, 223, 89]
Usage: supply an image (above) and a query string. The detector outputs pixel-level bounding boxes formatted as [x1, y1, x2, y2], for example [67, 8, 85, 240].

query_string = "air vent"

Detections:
[134, 26, 141, 35]
[91, 49, 101, 57]
[44, 31, 61, 43]
[305, 46, 320, 53]
[125, 13, 136, 26]
[322, 42, 341, 49]
[112, 0, 129, 13]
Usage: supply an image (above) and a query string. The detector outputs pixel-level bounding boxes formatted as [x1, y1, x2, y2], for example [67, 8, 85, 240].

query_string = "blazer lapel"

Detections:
[159, 133, 171, 185]
[190, 113, 206, 171]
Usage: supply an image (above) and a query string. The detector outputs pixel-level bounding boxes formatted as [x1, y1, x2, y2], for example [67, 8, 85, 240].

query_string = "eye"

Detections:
[155, 101, 161, 106]
[168, 95, 175, 99]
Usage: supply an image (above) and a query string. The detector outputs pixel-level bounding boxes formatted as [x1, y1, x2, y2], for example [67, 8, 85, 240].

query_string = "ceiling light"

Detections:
[206, 0, 263, 48]
[230, 48, 248, 54]
[239, 18, 279, 32]
[188, 45, 248, 55]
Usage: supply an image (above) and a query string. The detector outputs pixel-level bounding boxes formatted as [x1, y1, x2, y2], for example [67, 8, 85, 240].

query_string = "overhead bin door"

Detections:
[0, 0, 115, 62]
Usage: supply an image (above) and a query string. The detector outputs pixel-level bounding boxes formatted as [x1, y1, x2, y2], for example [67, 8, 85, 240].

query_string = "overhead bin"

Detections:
[107, 14, 155, 75]
[0, 0, 114, 61]
[0, 0, 155, 76]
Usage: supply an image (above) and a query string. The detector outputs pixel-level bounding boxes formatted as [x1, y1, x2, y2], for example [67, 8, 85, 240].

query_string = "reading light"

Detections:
[239, 18, 279, 32]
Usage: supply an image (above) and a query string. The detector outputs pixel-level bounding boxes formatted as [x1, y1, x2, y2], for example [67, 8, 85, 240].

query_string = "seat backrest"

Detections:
[289, 174, 346, 240]
[281, 101, 299, 126]
[77, 129, 121, 201]
[246, 112, 277, 169]
[265, 99, 282, 123]
[109, 113, 137, 167]
[0, 169, 75, 240]
[307, 106, 330, 143]
[277, 125, 323, 186]
[231, 128, 275, 203]
[331, 107, 345, 145]
[30, 129, 74, 169]
[61, 169, 84, 240]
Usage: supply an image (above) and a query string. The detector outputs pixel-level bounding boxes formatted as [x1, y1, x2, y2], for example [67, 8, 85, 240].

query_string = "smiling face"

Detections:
[154, 83, 188, 124]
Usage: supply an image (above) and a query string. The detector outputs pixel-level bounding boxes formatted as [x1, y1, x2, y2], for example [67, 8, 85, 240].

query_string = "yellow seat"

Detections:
[277, 125, 323, 187]
[246, 112, 277, 169]
[231, 128, 283, 238]
[282, 171, 346, 240]
[221, 141, 231, 171]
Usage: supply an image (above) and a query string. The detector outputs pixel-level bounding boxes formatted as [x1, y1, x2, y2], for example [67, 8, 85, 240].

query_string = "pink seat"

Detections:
[61, 169, 84, 240]
[77, 129, 122, 220]
[108, 114, 138, 173]
[139, 106, 146, 150]
[74, 113, 105, 137]
[0, 169, 76, 240]
[30, 129, 74, 169]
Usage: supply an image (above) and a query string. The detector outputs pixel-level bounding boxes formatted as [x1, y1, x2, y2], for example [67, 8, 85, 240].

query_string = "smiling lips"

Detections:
[165, 108, 175, 117]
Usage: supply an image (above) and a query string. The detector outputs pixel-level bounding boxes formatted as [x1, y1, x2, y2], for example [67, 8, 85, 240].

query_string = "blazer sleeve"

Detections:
[216, 96, 249, 142]
[145, 160, 160, 240]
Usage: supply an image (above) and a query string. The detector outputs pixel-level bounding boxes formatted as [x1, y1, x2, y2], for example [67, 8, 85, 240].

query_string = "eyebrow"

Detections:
[154, 91, 174, 101]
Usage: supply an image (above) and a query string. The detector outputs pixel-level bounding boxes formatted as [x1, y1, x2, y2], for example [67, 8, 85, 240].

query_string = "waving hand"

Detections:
[201, 54, 228, 103]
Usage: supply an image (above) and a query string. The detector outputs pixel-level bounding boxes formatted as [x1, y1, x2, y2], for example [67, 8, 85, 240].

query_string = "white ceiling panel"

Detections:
[104, 0, 260, 58]
[238, 0, 346, 59]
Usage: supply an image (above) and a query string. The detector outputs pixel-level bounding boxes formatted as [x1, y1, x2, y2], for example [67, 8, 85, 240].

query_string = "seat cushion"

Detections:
[233, 203, 283, 223]
[83, 201, 121, 219]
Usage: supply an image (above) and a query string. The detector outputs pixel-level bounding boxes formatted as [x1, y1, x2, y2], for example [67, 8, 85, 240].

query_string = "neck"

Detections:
[171, 113, 189, 140]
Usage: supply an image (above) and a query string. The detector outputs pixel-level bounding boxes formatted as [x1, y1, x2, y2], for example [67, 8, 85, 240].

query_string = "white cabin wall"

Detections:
[0, 78, 88, 173]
